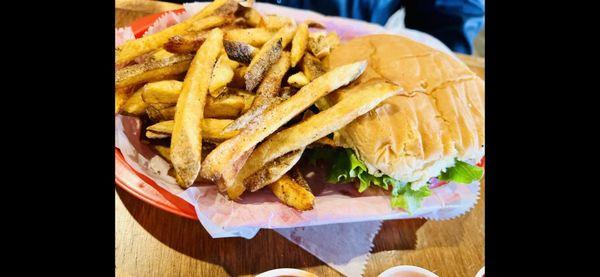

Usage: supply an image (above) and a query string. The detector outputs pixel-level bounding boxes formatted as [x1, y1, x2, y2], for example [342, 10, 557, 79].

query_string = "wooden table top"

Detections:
[115, 1, 485, 276]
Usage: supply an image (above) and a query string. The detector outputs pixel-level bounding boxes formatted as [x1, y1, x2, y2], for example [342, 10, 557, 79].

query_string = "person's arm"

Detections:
[403, 0, 484, 54]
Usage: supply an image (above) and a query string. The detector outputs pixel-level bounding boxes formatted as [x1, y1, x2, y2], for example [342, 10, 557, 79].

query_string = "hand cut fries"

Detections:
[224, 28, 274, 47]
[171, 28, 223, 188]
[270, 170, 315, 211]
[290, 23, 309, 67]
[116, 54, 193, 89]
[115, 0, 391, 210]
[200, 61, 367, 196]
[146, 119, 239, 141]
[230, 79, 399, 194]
[115, 0, 238, 65]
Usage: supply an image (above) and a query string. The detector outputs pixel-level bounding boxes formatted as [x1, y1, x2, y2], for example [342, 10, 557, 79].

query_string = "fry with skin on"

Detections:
[305, 20, 326, 29]
[244, 25, 296, 91]
[223, 40, 258, 64]
[171, 28, 224, 188]
[290, 23, 309, 67]
[146, 119, 239, 141]
[164, 33, 207, 54]
[141, 80, 183, 104]
[269, 168, 315, 211]
[224, 28, 274, 47]
[200, 60, 367, 196]
[231, 79, 400, 193]
[225, 52, 291, 132]
[115, 0, 238, 65]
[205, 88, 254, 118]
[115, 54, 193, 89]
[236, 5, 264, 27]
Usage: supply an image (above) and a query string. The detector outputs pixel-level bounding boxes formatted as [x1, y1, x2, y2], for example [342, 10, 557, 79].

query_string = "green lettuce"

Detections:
[306, 148, 431, 214]
[439, 160, 484, 184]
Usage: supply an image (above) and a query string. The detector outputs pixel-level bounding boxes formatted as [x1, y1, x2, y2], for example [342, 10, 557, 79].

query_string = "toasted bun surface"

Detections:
[324, 34, 484, 188]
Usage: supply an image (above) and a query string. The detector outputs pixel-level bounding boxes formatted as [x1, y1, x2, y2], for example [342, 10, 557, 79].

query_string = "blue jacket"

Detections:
[262, 0, 484, 54]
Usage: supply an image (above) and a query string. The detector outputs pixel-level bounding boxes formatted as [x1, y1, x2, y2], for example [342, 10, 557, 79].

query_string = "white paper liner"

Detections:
[115, 4, 483, 276]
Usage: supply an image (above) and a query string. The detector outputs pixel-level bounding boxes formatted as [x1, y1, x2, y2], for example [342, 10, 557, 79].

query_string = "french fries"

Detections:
[308, 31, 340, 59]
[244, 38, 282, 91]
[290, 23, 308, 67]
[223, 40, 258, 64]
[244, 149, 304, 191]
[236, 5, 264, 27]
[269, 168, 315, 211]
[233, 80, 400, 192]
[209, 54, 239, 96]
[164, 33, 207, 54]
[200, 61, 367, 196]
[153, 145, 172, 162]
[224, 51, 291, 131]
[171, 28, 224, 188]
[287, 72, 309, 88]
[263, 15, 295, 30]
[146, 104, 176, 122]
[300, 53, 325, 81]
[146, 119, 239, 141]
[115, 0, 238, 65]
[187, 15, 231, 33]
[141, 80, 183, 104]
[116, 86, 135, 114]
[115, 54, 193, 89]
[225, 28, 274, 47]
[305, 20, 326, 29]
[205, 88, 254, 118]
[120, 87, 148, 116]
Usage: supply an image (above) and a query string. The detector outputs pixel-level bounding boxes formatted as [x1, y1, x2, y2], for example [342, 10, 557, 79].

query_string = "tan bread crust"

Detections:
[325, 34, 484, 188]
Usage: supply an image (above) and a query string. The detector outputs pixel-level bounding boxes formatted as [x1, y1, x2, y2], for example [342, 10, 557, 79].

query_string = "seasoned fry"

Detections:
[244, 38, 282, 91]
[200, 61, 367, 196]
[287, 71, 309, 88]
[115, 0, 238, 65]
[164, 33, 207, 54]
[115, 54, 193, 89]
[308, 31, 340, 59]
[141, 80, 183, 104]
[146, 104, 176, 122]
[205, 88, 255, 118]
[225, 52, 291, 131]
[236, 5, 264, 27]
[269, 169, 315, 211]
[245, 149, 304, 191]
[209, 54, 239, 96]
[222, 96, 284, 133]
[187, 15, 231, 33]
[120, 87, 148, 116]
[290, 23, 309, 67]
[225, 28, 274, 47]
[223, 40, 258, 64]
[146, 119, 239, 141]
[171, 28, 224, 188]
[300, 53, 325, 81]
[263, 15, 294, 30]
[232, 79, 400, 193]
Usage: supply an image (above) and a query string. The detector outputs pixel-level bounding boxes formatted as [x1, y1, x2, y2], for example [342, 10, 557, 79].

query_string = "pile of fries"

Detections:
[115, 0, 400, 211]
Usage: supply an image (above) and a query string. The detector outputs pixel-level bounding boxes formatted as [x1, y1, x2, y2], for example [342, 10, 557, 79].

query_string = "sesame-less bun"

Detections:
[323, 34, 484, 188]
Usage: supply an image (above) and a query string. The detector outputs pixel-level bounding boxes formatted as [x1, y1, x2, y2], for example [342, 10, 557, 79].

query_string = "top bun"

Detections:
[323, 34, 484, 188]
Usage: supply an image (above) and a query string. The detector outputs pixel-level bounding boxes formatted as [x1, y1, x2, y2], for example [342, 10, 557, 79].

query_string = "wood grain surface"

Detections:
[115, 1, 485, 276]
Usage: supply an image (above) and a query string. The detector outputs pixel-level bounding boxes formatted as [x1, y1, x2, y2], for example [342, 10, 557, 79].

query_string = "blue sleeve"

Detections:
[403, 0, 484, 54]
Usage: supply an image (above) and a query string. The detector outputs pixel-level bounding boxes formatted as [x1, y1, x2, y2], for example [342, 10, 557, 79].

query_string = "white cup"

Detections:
[378, 265, 439, 277]
[255, 268, 318, 277]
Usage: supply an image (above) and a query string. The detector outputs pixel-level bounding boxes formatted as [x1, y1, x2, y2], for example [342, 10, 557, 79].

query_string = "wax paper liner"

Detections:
[115, 3, 483, 276]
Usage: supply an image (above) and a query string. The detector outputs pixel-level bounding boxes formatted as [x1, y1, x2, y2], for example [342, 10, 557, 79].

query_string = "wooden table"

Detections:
[115, 1, 485, 276]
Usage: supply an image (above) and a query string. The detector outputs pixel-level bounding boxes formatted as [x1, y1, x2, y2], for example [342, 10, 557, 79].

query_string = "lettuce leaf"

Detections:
[438, 160, 484, 184]
[306, 147, 430, 213]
